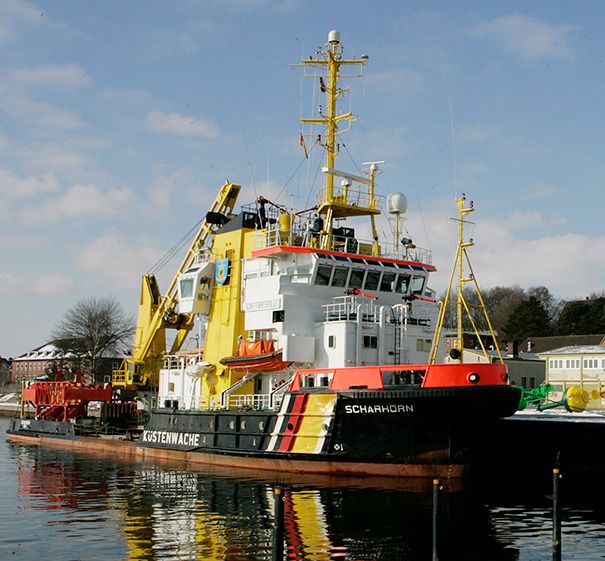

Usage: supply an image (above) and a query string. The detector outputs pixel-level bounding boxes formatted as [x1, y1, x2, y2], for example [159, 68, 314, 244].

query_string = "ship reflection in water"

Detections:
[5, 429, 605, 560]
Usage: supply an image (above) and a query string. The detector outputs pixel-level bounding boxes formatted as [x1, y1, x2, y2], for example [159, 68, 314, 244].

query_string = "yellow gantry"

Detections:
[429, 195, 503, 365]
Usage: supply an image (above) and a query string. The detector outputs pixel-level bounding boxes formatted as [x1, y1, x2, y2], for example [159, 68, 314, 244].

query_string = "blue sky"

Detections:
[2, 0, 604, 358]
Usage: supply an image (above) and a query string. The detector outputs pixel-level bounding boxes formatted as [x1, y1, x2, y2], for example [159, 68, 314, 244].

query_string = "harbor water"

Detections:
[1, 417, 605, 561]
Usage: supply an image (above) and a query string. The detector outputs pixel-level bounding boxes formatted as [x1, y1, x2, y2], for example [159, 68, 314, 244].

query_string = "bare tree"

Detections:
[52, 296, 133, 383]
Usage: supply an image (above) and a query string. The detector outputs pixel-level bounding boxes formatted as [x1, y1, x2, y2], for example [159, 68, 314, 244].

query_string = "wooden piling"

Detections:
[552, 468, 561, 561]
[272, 486, 284, 561]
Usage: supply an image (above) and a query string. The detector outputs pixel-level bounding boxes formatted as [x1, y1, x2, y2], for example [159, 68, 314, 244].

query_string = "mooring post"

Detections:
[432, 478, 440, 561]
[552, 468, 562, 561]
[272, 486, 284, 561]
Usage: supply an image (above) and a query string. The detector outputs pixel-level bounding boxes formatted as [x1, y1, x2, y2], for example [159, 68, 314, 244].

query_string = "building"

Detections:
[10, 343, 126, 384]
[523, 334, 605, 354]
[539, 345, 605, 408]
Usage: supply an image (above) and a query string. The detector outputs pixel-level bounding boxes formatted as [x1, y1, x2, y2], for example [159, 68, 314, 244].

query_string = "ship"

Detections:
[7, 30, 521, 478]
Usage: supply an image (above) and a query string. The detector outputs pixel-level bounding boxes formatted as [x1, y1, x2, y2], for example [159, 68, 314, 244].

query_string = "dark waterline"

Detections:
[1, 416, 605, 561]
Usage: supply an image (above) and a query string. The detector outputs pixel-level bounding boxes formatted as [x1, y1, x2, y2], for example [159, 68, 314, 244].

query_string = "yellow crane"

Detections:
[112, 182, 241, 389]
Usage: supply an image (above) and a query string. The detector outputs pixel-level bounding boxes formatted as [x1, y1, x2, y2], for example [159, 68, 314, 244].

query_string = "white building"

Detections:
[539, 345, 605, 408]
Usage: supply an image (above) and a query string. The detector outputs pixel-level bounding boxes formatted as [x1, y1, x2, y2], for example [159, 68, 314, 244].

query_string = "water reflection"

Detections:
[4, 424, 605, 561]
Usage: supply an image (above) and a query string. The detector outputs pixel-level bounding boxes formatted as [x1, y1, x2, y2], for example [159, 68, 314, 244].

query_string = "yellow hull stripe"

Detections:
[290, 393, 337, 454]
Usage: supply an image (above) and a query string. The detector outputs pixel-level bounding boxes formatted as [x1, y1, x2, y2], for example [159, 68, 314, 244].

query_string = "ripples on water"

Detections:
[1, 416, 605, 561]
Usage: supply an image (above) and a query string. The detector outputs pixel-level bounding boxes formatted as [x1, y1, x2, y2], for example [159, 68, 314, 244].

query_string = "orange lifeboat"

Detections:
[220, 340, 291, 372]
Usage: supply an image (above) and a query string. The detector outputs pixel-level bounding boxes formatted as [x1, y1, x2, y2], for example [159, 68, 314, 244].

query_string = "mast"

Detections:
[429, 195, 503, 365]
[295, 30, 380, 252]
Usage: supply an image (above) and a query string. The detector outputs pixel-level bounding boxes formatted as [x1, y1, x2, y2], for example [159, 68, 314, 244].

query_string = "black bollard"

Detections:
[272, 486, 284, 561]
[432, 478, 440, 561]
[552, 468, 561, 561]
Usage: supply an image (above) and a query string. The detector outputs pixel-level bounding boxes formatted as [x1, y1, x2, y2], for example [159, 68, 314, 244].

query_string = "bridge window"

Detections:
[364, 271, 381, 291]
[331, 267, 349, 287]
[315, 265, 332, 286]
[349, 269, 365, 289]
[411, 276, 425, 294]
[395, 274, 410, 294]
[328, 335, 336, 348]
[380, 272, 396, 292]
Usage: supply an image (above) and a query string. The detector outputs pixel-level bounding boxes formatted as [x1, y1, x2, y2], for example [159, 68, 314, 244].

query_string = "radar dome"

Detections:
[328, 30, 341, 44]
[386, 192, 407, 215]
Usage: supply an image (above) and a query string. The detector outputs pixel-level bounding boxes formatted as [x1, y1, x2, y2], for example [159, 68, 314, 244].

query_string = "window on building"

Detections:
[521, 377, 527, 388]
[328, 335, 336, 349]
[314, 265, 332, 286]
[424, 339, 432, 352]
[566, 359, 570, 368]
[416, 339, 424, 352]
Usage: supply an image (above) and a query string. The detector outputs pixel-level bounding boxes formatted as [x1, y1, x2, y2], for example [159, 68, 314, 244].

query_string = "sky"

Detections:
[1, 0, 604, 358]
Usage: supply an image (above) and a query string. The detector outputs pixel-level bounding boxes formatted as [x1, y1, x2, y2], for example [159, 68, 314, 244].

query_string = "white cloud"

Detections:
[103, 87, 154, 106]
[9, 64, 90, 88]
[0, 167, 60, 198]
[18, 184, 135, 225]
[2, 91, 84, 129]
[73, 232, 164, 288]
[146, 111, 219, 137]
[405, 200, 605, 300]
[0, 271, 73, 296]
[0, 0, 46, 42]
[472, 15, 575, 62]
[524, 183, 562, 200]
[507, 211, 544, 230]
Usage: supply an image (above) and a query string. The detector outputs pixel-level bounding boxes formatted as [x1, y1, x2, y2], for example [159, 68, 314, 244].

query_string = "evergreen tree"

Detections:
[501, 296, 552, 342]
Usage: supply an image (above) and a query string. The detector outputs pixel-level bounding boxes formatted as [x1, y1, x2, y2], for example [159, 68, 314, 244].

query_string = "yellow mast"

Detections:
[295, 30, 380, 253]
[429, 195, 503, 365]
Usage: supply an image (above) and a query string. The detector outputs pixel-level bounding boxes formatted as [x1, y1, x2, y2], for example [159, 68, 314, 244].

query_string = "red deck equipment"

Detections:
[22, 378, 113, 422]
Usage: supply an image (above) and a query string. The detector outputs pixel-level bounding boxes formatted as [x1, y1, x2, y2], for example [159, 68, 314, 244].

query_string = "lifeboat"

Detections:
[220, 340, 291, 372]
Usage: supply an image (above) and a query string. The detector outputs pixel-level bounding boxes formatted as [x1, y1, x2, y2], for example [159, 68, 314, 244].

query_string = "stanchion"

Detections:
[552, 468, 562, 561]
[432, 478, 440, 561]
[272, 486, 284, 561]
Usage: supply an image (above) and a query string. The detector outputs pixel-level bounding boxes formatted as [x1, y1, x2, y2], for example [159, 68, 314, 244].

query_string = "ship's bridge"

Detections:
[242, 202, 432, 265]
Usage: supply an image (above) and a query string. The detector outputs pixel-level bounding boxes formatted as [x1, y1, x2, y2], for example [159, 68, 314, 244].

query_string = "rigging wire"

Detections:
[276, 139, 318, 202]
[241, 128, 258, 200]
[341, 141, 363, 176]
[416, 198, 432, 252]
[150, 218, 204, 274]
[304, 152, 325, 208]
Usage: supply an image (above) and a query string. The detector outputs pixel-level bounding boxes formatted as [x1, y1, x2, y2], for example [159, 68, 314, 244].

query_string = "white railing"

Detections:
[322, 296, 379, 323]
[254, 222, 432, 265]
[227, 394, 271, 410]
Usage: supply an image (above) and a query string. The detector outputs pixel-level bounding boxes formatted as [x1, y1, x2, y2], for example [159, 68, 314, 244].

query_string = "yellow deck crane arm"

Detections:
[112, 182, 241, 389]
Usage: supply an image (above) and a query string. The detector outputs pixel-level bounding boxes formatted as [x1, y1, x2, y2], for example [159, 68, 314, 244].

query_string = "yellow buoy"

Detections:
[565, 385, 589, 412]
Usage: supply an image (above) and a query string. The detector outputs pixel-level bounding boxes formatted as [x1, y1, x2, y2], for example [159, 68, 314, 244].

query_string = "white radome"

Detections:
[387, 192, 407, 215]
